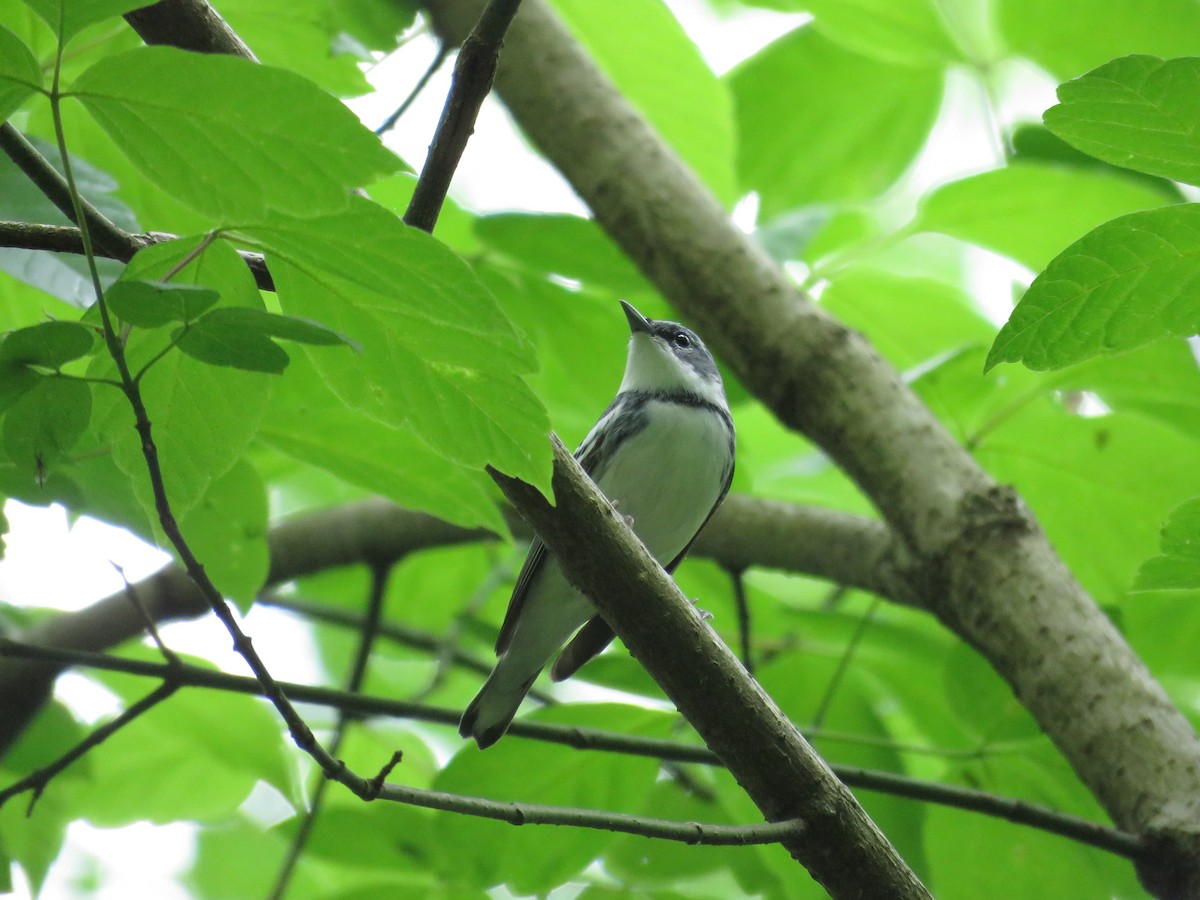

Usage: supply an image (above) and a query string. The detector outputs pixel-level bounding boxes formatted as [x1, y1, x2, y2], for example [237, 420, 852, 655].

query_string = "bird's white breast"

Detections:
[593, 399, 731, 564]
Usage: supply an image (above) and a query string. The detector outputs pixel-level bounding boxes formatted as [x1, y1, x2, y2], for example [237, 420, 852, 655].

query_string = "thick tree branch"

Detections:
[419, 1, 1200, 894]
[491, 436, 931, 898]
[0, 638, 1144, 860]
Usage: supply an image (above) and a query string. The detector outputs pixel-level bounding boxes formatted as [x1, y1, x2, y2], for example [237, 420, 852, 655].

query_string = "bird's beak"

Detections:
[620, 300, 652, 335]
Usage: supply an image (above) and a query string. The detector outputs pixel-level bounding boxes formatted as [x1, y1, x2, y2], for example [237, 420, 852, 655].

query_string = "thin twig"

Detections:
[375, 42, 452, 136]
[403, 0, 525, 231]
[269, 566, 393, 900]
[379, 780, 805, 845]
[728, 568, 753, 675]
[259, 593, 556, 706]
[810, 596, 881, 732]
[0, 638, 1146, 861]
[0, 680, 179, 813]
[111, 562, 179, 666]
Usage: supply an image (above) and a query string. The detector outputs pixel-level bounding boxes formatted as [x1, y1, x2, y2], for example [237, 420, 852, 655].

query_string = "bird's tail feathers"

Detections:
[459, 663, 539, 749]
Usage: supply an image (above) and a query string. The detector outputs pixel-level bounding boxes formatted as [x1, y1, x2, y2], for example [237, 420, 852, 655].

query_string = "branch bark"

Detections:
[416, 1, 1200, 895]
[491, 437, 932, 898]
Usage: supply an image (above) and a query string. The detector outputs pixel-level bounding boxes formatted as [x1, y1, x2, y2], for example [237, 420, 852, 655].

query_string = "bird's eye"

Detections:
[673, 333, 691, 349]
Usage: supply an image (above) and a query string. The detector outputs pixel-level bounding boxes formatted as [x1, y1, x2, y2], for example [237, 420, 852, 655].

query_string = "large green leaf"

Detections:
[998, 0, 1200, 79]
[74, 658, 296, 825]
[987, 204, 1200, 371]
[258, 351, 505, 531]
[432, 705, 666, 893]
[1045, 55, 1200, 188]
[70, 46, 400, 221]
[730, 26, 942, 216]
[1135, 498, 1200, 591]
[1, 376, 91, 473]
[89, 237, 271, 519]
[778, 0, 964, 65]
[0, 25, 41, 120]
[914, 162, 1169, 271]
[975, 401, 1200, 600]
[474, 213, 652, 297]
[549, 0, 737, 205]
[241, 199, 551, 489]
[105, 280, 220, 327]
[0, 320, 95, 368]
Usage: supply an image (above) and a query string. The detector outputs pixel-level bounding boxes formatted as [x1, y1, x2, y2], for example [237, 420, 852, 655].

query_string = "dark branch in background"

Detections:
[0, 638, 1147, 861]
[403, 0, 525, 231]
[260, 593, 558, 705]
[0, 124, 140, 263]
[727, 568, 753, 675]
[0, 218, 274, 291]
[376, 42, 453, 136]
[490, 437, 932, 899]
[269, 566, 392, 900]
[0, 495, 908, 756]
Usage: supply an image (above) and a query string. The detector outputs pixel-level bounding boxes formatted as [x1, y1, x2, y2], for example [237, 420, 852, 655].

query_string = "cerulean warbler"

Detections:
[460, 300, 735, 748]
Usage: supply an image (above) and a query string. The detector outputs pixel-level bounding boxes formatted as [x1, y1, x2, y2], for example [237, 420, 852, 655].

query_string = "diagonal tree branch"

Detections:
[418, 0, 1200, 894]
[490, 436, 932, 898]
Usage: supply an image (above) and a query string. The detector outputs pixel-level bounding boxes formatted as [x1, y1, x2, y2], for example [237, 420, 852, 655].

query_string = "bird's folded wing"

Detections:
[550, 615, 616, 681]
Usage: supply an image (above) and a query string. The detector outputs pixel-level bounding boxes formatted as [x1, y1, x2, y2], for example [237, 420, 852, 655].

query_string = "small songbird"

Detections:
[459, 300, 735, 749]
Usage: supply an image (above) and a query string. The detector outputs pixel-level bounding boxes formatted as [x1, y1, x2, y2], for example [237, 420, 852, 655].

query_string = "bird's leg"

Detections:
[609, 498, 635, 529]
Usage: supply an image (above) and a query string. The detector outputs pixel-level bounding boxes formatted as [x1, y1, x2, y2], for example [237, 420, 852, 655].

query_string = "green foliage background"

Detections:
[1, 0, 1199, 896]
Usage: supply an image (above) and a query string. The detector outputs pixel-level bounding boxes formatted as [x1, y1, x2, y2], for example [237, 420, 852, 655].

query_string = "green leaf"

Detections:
[90, 237, 271, 518]
[70, 46, 401, 221]
[998, 0, 1200, 79]
[105, 279, 220, 327]
[178, 458, 269, 608]
[175, 307, 352, 373]
[781, 0, 963, 66]
[915, 162, 1170, 271]
[20, 0, 147, 42]
[987, 204, 1200, 371]
[1009, 123, 1183, 201]
[0, 320, 96, 368]
[2, 376, 91, 471]
[258, 352, 505, 532]
[549, 0, 737, 205]
[1045, 55, 1200, 188]
[975, 402, 1200, 600]
[474, 213, 651, 296]
[242, 199, 551, 489]
[0, 25, 42, 120]
[76, 663, 296, 825]
[729, 26, 942, 216]
[433, 705, 665, 893]
[1135, 498, 1200, 591]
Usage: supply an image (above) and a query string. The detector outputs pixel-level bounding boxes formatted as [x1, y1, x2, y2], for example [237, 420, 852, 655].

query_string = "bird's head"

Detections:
[617, 300, 726, 407]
